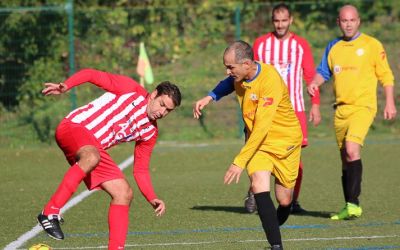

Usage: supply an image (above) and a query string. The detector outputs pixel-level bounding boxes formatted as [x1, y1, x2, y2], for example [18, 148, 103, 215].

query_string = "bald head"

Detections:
[338, 5, 359, 19]
[337, 4, 360, 40]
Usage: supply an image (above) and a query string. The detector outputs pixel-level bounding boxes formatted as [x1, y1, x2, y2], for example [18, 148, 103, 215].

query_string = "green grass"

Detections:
[1, 135, 400, 249]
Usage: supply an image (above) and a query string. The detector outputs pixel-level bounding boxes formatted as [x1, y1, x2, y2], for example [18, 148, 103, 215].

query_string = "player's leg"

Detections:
[275, 182, 293, 225]
[250, 170, 282, 249]
[272, 144, 301, 225]
[101, 178, 133, 250]
[38, 121, 101, 240]
[247, 151, 283, 248]
[332, 141, 363, 220]
[331, 106, 373, 220]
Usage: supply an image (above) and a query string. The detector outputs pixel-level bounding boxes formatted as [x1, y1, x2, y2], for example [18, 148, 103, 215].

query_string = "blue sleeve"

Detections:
[317, 38, 341, 81]
[208, 76, 235, 101]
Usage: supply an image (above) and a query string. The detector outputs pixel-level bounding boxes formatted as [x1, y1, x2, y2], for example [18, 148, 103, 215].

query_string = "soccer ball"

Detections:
[28, 243, 52, 250]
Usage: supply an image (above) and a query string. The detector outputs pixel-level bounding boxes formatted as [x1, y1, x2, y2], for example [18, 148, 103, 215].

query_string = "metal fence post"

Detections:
[235, 6, 244, 138]
[66, 0, 76, 110]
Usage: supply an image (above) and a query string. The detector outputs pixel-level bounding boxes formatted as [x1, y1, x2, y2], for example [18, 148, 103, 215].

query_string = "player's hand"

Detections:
[193, 96, 213, 119]
[150, 199, 165, 217]
[384, 102, 397, 120]
[309, 104, 321, 127]
[307, 82, 319, 97]
[224, 164, 243, 184]
[42, 82, 67, 96]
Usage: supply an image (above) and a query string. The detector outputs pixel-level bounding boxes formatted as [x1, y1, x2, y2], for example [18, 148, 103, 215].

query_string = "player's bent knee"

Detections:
[76, 145, 101, 172]
[277, 197, 292, 207]
[104, 179, 134, 205]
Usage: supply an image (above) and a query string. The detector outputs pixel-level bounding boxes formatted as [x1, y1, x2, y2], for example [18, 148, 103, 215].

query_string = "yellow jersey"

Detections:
[233, 63, 302, 169]
[317, 33, 394, 110]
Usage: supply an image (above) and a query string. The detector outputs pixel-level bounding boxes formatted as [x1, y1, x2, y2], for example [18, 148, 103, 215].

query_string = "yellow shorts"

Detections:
[334, 105, 376, 148]
[246, 145, 301, 188]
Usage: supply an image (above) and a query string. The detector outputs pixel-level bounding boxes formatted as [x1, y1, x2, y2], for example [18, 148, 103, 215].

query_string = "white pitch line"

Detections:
[5, 156, 134, 250]
[28, 234, 400, 249]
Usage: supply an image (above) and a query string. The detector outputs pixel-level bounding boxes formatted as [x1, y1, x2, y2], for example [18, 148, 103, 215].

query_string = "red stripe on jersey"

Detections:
[293, 40, 300, 111]
[270, 36, 275, 63]
[261, 38, 266, 63]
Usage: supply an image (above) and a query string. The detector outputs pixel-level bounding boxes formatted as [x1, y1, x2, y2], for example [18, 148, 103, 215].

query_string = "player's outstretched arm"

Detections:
[193, 95, 213, 119]
[383, 85, 397, 120]
[150, 198, 166, 217]
[42, 82, 67, 96]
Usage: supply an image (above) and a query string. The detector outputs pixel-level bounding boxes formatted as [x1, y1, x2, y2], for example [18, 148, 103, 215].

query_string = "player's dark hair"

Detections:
[155, 81, 182, 107]
[225, 40, 254, 63]
[272, 3, 292, 18]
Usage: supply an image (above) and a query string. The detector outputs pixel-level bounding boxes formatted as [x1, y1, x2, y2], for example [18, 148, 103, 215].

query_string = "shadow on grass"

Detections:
[291, 210, 333, 218]
[191, 206, 333, 218]
[191, 205, 249, 214]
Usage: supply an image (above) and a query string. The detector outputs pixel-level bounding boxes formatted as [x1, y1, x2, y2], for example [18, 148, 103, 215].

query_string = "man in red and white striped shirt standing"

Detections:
[244, 3, 321, 214]
[37, 69, 181, 250]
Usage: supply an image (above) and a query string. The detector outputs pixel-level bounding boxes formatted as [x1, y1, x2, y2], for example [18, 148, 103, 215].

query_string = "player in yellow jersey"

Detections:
[193, 41, 302, 249]
[308, 5, 397, 220]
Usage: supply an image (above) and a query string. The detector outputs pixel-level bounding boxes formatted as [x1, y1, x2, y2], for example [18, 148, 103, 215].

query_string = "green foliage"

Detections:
[0, 1, 400, 144]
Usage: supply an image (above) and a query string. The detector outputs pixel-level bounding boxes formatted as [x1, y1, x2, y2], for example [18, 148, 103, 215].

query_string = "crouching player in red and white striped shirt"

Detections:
[37, 69, 181, 249]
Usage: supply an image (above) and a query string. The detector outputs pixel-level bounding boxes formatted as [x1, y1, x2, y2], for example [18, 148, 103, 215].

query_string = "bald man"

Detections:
[308, 5, 396, 220]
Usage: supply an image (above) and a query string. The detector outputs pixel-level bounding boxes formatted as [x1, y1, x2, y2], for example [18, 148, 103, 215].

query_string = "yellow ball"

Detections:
[28, 243, 52, 250]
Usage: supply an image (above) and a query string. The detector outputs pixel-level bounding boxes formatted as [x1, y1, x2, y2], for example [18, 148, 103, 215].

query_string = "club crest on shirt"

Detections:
[356, 48, 364, 56]
[249, 93, 258, 101]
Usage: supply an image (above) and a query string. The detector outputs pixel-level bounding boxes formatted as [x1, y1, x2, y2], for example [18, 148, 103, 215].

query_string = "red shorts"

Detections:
[55, 119, 125, 190]
[295, 111, 308, 147]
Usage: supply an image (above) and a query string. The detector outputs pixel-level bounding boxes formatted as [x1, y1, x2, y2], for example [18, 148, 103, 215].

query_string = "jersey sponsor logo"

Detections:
[115, 121, 132, 141]
[333, 65, 358, 74]
[356, 48, 364, 56]
[276, 62, 291, 77]
[262, 97, 274, 107]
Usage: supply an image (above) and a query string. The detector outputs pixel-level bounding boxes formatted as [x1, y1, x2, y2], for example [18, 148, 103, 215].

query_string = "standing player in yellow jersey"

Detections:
[193, 41, 302, 249]
[308, 5, 397, 220]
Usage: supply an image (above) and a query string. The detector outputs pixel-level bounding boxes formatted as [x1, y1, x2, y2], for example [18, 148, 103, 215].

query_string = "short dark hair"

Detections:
[155, 81, 182, 107]
[272, 3, 291, 18]
[224, 40, 254, 63]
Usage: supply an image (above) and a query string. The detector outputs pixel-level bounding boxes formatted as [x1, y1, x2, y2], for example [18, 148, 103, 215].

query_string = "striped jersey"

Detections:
[62, 68, 158, 201]
[64, 69, 157, 150]
[253, 32, 319, 112]
[317, 33, 394, 110]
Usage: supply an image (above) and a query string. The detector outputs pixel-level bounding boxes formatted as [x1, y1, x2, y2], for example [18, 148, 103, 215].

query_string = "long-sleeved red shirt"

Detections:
[63, 68, 158, 201]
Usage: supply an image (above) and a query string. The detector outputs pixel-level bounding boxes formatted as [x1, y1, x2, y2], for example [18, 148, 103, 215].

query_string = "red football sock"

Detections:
[293, 161, 303, 202]
[43, 163, 86, 215]
[108, 204, 130, 250]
